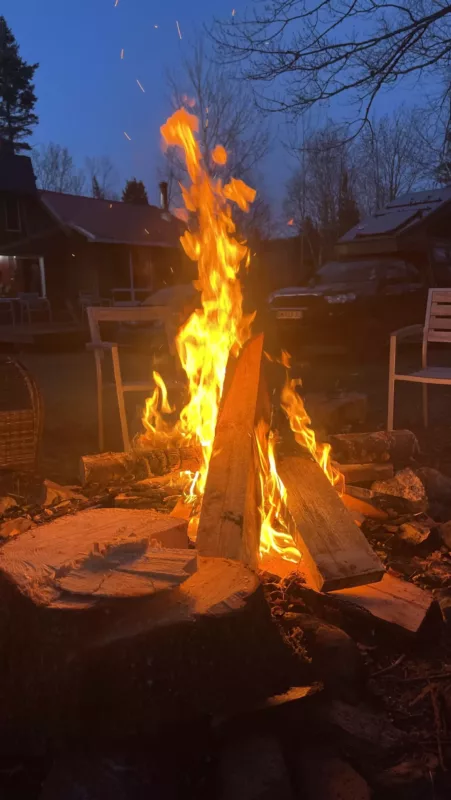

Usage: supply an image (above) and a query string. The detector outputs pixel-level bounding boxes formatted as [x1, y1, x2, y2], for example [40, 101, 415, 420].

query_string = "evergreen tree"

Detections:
[122, 177, 148, 205]
[0, 16, 38, 152]
[338, 169, 360, 237]
[91, 175, 104, 199]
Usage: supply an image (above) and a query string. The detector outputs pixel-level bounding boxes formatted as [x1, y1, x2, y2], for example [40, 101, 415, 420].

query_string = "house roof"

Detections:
[0, 153, 37, 193]
[40, 191, 184, 248]
[339, 186, 451, 245]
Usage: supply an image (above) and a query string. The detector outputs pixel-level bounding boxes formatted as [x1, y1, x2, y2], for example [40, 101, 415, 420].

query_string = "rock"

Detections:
[319, 700, 407, 757]
[0, 516, 34, 539]
[218, 734, 293, 800]
[297, 749, 370, 800]
[376, 754, 439, 789]
[0, 496, 17, 515]
[435, 590, 451, 624]
[304, 392, 368, 433]
[416, 467, 451, 505]
[399, 519, 431, 546]
[40, 756, 128, 800]
[282, 613, 365, 703]
[372, 468, 427, 513]
[439, 520, 451, 550]
[39, 480, 87, 508]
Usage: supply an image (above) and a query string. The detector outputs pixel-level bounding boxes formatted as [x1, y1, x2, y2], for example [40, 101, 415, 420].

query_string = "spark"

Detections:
[114, 0, 119, 6]
[120, 48, 124, 59]
[154, 24, 159, 28]
[287, 218, 294, 226]
[232, 8, 236, 15]
[144, 228, 150, 234]
[136, 79, 145, 93]
[124, 131, 131, 141]
[176, 20, 182, 39]
[110, 204, 113, 209]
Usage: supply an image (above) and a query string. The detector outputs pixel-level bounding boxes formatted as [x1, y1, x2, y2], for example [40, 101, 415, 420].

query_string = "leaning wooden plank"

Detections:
[79, 446, 202, 485]
[330, 574, 435, 636]
[327, 430, 419, 466]
[197, 333, 267, 571]
[277, 455, 384, 592]
[335, 462, 394, 485]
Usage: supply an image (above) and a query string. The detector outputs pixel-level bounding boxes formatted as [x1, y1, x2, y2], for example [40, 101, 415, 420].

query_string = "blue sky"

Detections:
[3, 0, 430, 214]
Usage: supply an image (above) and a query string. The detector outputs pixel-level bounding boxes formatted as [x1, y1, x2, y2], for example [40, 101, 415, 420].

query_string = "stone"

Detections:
[298, 749, 370, 800]
[319, 700, 407, 757]
[399, 519, 431, 546]
[40, 480, 87, 507]
[435, 590, 451, 624]
[416, 467, 451, 505]
[304, 392, 368, 433]
[0, 516, 34, 539]
[0, 496, 17, 515]
[40, 756, 128, 800]
[439, 520, 451, 550]
[281, 613, 365, 703]
[372, 468, 427, 513]
[218, 734, 293, 800]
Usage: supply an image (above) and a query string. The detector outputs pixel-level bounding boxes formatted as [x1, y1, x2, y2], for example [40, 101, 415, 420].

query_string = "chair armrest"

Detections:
[390, 324, 424, 342]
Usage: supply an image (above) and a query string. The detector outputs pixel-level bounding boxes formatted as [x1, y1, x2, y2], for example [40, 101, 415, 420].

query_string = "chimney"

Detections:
[159, 181, 169, 212]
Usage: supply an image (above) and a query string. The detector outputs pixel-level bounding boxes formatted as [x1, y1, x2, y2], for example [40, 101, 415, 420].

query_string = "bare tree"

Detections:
[85, 156, 119, 201]
[32, 143, 85, 194]
[213, 0, 451, 129]
[284, 123, 359, 262]
[353, 108, 430, 213]
[161, 39, 272, 238]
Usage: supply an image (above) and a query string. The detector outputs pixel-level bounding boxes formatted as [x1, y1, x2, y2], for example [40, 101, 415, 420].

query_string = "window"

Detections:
[385, 262, 421, 283]
[4, 197, 21, 232]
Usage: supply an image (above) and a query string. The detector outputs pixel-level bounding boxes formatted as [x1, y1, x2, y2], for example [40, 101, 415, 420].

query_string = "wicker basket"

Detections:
[0, 358, 43, 472]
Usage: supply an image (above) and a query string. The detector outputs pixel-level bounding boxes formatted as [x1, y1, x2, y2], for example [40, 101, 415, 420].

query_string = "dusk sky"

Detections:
[4, 0, 429, 216]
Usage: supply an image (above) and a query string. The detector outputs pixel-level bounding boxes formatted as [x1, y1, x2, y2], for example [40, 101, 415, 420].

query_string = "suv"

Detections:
[267, 258, 428, 353]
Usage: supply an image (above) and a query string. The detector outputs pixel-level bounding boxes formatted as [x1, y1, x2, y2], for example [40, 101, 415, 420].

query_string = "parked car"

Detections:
[267, 258, 428, 353]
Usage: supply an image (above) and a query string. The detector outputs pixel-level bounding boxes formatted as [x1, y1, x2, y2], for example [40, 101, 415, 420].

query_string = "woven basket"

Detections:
[0, 358, 43, 472]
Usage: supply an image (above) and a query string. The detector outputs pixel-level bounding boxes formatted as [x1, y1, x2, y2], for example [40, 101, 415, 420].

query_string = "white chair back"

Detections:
[424, 288, 451, 344]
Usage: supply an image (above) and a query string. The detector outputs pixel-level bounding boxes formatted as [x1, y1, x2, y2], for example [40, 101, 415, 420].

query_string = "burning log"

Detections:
[335, 462, 394, 484]
[79, 446, 202, 485]
[197, 333, 269, 570]
[277, 455, 384, 592]
[328, 430, 419, 466]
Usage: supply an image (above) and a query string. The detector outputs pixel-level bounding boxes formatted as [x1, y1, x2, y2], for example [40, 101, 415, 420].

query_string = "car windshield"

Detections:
[314, 261, 379, 285]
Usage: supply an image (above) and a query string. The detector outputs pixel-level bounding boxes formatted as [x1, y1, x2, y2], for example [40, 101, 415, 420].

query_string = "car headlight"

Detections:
[324, 293, 357, 304]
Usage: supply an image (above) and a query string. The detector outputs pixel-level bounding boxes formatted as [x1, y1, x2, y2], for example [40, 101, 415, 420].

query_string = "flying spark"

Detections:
[120, 48, 124, 59]
[145, 228, 150, 234]
[154, 24, 159, 28]
[232, 8, 236, 15]
[124, 132, 131, 141]
[176, 20, 182, 39]
[114, 0, 119, 6]
[136, 79, 145, 93]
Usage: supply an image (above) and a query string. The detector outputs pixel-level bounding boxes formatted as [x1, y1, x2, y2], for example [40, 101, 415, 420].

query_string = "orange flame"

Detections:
[142, 109, 340, 566]
[142, 108, 254, 494]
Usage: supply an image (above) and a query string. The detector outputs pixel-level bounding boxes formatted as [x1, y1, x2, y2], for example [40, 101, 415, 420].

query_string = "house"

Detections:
[0, 144, 188, 315]
[336, 187, 451, 283]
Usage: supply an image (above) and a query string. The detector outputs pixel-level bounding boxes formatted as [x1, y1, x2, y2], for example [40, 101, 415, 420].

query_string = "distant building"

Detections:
[0, 149, 187, 311]
[336, 187, 451, 284]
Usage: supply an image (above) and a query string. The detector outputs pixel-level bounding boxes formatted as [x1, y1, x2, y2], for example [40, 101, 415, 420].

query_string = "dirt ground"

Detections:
[12, 340, 451, 484]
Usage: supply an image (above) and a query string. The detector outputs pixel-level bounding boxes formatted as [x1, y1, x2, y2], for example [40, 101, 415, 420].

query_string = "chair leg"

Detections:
[387, 375, 396, 431]
[94, 350, 104, 452]
[422, 383, 428, 428]
[111, 345, 130, 451]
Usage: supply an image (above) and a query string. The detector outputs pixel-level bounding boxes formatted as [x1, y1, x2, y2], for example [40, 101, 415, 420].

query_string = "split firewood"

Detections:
[197, 333, 269, 571]
[341, 493, 389, 521]
[328, 430, 419, 466]
[79, 446, 202, 485]
[335, 462, 394, 485]
[277, 454, 384, 592]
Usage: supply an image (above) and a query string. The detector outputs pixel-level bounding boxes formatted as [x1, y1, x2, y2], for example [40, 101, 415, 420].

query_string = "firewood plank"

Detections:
[335, 462, 394, 484]
[277, 455, 384, 592]
[328, 430, 418, 466]
[197, 334, 267, 570]
[0, 508, 189, 607]
[330, 574, 434, 635]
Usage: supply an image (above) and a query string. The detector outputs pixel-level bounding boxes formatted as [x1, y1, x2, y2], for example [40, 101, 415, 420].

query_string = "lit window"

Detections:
[4, 197, 21, 232]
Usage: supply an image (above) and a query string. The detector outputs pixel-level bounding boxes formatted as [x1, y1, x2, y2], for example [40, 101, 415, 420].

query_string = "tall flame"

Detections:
[142, 108, 254, 494]
[142, 109, 342, 566]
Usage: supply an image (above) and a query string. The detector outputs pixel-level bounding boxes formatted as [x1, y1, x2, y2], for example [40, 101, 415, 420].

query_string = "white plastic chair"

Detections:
[87, 305, 175, 451]
[388, 288, 451, 430]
